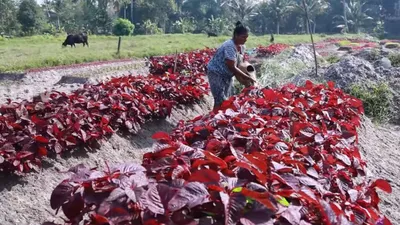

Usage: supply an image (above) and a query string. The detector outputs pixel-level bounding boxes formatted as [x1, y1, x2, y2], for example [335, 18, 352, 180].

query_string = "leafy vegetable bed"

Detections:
[255, 44, 291, 57]
[0, 71, 209, 174]
[149, 48, 216, 75]
[46, 81, 392, 225]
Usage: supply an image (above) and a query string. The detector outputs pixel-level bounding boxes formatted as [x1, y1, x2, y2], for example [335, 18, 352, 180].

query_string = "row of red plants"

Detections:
[45, 81, 392, 225]
[0, 71, 209, 174]
[255, 43, 291, 57]
[315, 38, 378, 51]
[149, 48, 217, 75]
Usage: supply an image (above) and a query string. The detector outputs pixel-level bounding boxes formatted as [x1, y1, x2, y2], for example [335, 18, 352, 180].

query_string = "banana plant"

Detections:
[334, 0, 373, 33]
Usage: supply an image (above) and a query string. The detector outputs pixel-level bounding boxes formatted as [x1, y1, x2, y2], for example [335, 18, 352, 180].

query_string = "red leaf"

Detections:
[241, 188, 277, 211]
[204, 151, 228, 169]
[152, 132, 171, 141]
[90, 214, 109, 224]
[188, 169, 220, 184]
[35, 135, 49, 144]
[383, 217, 393, 225]
[371, 179, 392, 193]
[327, 81, 335, 89]
[37, 147, 48, 157]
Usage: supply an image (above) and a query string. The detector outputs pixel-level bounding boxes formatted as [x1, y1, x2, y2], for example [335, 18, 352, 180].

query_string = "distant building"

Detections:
[383, 0, 400, 38]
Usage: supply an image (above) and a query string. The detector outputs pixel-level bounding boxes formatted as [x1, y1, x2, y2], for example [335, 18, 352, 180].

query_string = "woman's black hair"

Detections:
[233, 21, 249, 36]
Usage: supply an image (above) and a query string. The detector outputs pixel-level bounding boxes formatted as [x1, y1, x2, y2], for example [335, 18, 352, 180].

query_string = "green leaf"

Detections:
[276, 195, 290, 206]
[232, 187, 243, 193]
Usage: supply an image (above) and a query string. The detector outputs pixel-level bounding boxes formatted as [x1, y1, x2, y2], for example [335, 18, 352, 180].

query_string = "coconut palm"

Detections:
[267, 0, 294, 34]
[336, 0, 373, 33]
[292, 0, 329, 33]
[221, 0, 259, 22]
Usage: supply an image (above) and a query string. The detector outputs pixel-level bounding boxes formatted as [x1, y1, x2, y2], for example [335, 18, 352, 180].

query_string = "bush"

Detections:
[389, 53, 400, 67]
[112, 18, 134, 36]
[171, 18, 196, 34]
[137, 20, 162, 35]
[326, 55, 340, 64]
[349, 83, 392, 123]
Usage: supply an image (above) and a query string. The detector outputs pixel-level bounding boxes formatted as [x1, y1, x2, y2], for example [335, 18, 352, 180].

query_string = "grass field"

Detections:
[0, 33, 359, 72]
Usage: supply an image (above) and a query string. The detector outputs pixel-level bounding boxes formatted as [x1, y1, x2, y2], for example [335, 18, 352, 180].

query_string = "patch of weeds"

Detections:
[338, 40, 352, 46]
[258, 49, 310, 88]
[388, 53, 400, 67]
[326, 55, 340, 64]
[370, 48, 381, 61]
[349, 83, 392, 123]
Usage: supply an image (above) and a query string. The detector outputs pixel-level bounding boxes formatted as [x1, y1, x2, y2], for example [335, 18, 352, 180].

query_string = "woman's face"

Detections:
[234, 33, 248, 45]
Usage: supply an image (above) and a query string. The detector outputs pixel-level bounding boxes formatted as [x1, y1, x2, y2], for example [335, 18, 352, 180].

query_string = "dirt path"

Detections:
[0, 59, 148, 103]
[359, 118, 400, 223]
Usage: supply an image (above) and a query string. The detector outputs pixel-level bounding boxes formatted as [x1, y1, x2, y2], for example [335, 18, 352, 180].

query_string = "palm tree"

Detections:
[221, 0, 259, 22]
[112, 0, 131, 19]
[342, 0, 349, 33]
[292, 0, 329, 33]
[336, 0, 373, 33]
[268, 0, 293, 34]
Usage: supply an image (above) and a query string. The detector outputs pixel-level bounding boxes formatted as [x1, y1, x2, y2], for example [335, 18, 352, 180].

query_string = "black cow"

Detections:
[62, 33, 89, 48]
[207, 32, 218, 37]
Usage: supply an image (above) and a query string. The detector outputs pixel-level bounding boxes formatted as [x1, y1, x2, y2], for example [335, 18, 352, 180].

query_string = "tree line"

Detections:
[0, 0, 393, 37]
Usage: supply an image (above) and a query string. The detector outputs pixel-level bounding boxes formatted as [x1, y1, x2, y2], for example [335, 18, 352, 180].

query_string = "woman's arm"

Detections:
[225, 59, 256, 83]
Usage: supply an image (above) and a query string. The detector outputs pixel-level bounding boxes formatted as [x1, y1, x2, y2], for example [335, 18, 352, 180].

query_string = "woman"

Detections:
[207, 21, 256, 110]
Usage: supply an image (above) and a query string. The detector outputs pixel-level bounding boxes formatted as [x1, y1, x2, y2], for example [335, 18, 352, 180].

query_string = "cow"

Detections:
[207, 32, 218, 37]
[62, 33, 89, 48]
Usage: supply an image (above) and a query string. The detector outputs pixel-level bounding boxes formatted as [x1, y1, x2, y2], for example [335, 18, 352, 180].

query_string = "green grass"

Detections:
[349, 83, 392, 123]
[0, 33, 349, 72]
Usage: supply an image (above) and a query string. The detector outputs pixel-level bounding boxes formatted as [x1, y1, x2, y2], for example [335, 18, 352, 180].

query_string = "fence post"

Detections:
[173, 49, 178, 74]
[117, 36, 122, 55]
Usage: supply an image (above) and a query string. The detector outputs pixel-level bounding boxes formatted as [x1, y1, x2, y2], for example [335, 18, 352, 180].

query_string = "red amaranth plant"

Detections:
[45, 81, 392, 225]
[149, 48, 216, 75]
[255, 44, 290, 57]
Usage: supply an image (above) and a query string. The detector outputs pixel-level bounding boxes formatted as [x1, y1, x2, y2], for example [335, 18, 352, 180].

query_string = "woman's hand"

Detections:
[225, 59, 257, 84]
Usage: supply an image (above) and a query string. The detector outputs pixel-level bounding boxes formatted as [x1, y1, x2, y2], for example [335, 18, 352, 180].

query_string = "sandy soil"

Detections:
[0, 59, 149, 103]
[358, 118, 400, 223]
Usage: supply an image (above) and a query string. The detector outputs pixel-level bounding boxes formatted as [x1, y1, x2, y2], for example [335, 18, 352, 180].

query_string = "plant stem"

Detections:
[302, 0, 318, 77]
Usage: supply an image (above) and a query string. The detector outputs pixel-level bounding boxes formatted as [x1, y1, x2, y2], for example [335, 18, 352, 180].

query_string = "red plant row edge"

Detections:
[1, 48, 216, 175]
[255, 44, 291, 57]
[45, 81, 392, 225]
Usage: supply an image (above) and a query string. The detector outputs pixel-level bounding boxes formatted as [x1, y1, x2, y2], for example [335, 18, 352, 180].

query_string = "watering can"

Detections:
[237, 61, 257, 87]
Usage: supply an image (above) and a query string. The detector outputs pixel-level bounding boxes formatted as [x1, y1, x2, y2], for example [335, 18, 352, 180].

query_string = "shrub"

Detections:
[171, 18, 196, 34]
[349, 83, 392, 123]
[388, 53, 400, 67]
[137, 20, 162, 35]
[326, 55, 340, 64]
[112, 18, 134, 36]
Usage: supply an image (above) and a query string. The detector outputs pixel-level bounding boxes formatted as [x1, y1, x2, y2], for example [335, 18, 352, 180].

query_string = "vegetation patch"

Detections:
[349, 83, 392, 123]
[0, 34, 329, 72]
[326, 55, 340, 64]
[388, 53, 400, 67]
